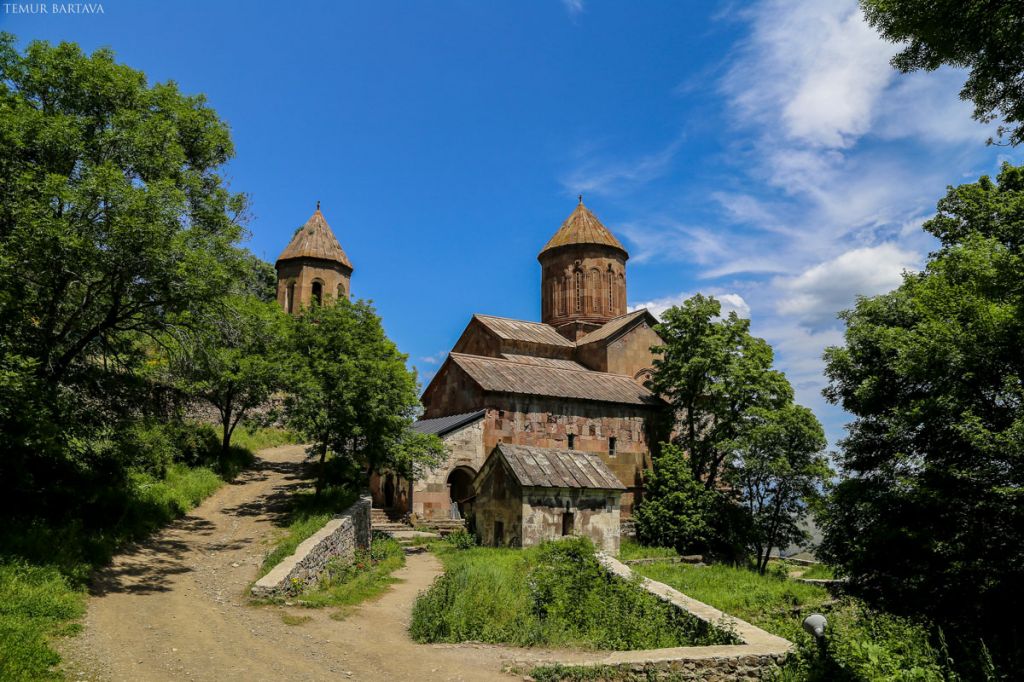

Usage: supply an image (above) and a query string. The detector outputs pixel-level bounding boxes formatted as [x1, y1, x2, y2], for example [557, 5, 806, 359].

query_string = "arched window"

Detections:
[311, 280, 323, 306]
[589, 268, 600, 314]
[286, 282, 296, 314]
[575, 270, 582, 313]
[607, 269, 614, 313]
[337, 282, 346, 299]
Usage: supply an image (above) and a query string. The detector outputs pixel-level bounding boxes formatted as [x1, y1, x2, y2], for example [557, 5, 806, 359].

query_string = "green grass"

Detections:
[297, 535, 405, 613]
[231, 424, 302, 452]
[797, 563, 837, 580]
[635, 561, 830, 642]
[410, 537, 735, 650]
[0, 461, 230, 681]
[616, 537, 680, 561]
[258, 486, 359, 578]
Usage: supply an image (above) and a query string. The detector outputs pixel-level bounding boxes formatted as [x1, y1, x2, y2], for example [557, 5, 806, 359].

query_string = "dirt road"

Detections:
[59, 446, 520, 682]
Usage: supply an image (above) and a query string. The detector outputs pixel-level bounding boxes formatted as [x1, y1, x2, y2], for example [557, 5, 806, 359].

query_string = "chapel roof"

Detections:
[276, 205, 353, 269]
[473, 314, 575, 348]
[538, 199, 628, 259]
[448, 352, 660, 406]
[492, 443, 626, 490]
[576, 309, 657, 346]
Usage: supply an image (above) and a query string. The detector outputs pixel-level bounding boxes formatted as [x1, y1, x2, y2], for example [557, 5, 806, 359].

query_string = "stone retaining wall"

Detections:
[506, 554, 793, 680]
[251, 494, 371, 598]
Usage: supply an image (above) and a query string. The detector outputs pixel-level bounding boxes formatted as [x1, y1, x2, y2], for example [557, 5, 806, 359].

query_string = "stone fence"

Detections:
[251, 494, 371, 598]
[506, 554, 793, 680]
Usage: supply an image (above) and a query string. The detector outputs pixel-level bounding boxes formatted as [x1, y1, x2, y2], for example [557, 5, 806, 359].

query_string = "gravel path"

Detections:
[59, 445, 520, 681]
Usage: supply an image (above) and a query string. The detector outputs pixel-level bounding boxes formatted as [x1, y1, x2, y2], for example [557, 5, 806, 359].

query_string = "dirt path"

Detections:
[59, 446, 522, 682]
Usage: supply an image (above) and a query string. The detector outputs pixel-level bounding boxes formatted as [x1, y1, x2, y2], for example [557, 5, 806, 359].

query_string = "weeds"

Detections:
[410, 537, 734, 650]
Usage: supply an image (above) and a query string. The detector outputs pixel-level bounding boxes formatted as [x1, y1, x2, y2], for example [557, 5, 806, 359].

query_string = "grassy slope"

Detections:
[410, 539, 735, 651]
[0, 425, 297, 682]
[297, 535, 405, 614]
[257, 486, 359, 578]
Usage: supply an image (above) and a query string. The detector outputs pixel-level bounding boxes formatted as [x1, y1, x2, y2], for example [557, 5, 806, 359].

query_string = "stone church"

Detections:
[410, 200, 666, 540]
[274, 200, 666, 549]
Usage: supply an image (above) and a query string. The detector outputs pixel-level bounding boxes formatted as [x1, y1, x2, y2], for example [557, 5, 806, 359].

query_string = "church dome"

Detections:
[276, 205, 353, 269]
[538, 199, 628, 261]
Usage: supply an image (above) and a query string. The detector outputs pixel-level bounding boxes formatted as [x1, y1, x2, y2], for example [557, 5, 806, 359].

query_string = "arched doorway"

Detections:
[384, 474, 395, 508]
[446, 467, 475, 519]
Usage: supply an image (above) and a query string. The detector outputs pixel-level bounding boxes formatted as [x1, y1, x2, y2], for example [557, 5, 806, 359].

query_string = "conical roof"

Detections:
[275, 206, 353, 269]
[538, 199, 628, 259]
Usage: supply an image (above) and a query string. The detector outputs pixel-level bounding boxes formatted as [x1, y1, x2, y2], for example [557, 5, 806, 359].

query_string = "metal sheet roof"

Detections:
[473, 314, 575, 348]
[495, 444, 626, 490]
[411, 410, 486, 436]
[538, 201, 628, 259]
[450, 353, 660, 406]
[276, 207, 353, 268]
[577, 309, 656, 346]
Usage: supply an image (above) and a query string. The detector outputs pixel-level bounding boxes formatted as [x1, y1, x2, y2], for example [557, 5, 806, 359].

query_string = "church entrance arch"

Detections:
[446, 466, 476, 519]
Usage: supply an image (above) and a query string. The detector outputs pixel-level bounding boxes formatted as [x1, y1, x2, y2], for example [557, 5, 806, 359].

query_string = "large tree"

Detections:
[861, 0, 1024, 145]
[0, 35, 247, 511]
[649, 294, 793, 488]
[821, 162, 1024, 672]
[286, 298, 444, 494]
[169, 295, 288, 466]
[730, 405, 829, 575]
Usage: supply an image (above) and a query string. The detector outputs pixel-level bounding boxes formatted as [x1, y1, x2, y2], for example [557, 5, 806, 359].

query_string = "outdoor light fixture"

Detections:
[802, 614, 828, 639]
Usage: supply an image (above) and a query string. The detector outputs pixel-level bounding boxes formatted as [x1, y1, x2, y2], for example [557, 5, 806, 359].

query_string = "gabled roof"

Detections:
[538, 200, 628, 259]
[276, 207, 353, 269]
[500, 354, 589, 370]
[491, 443, 626, 490]
[473, 314, 575, 348]
[449, 353, 661, 407]
[411, 410, 485, 437]
[577, 309, 659, 346]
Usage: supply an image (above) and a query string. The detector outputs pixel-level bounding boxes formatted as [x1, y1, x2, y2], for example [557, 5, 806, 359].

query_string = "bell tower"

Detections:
[539, 198, 629, 340]
[275, 203, 353, 314]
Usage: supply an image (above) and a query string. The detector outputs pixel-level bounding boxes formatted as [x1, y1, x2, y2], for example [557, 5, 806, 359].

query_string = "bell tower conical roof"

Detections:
[275, 205, 353, 269]
[538, 198, 628, 260]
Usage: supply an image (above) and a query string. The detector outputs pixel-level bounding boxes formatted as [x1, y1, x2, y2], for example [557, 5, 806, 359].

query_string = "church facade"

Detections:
[410, 200, 666, 524]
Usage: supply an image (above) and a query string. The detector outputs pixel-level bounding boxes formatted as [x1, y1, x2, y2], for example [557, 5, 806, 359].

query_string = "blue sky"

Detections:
[4, 0, 1018, 446]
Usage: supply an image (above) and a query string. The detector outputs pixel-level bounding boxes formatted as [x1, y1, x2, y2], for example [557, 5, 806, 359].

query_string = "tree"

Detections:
[649, 294, 792, 488]
[170, 296, 288, 466]
[0, 35, 247, 512]
[634, 443, 748, 558]
[286, 298, 444, 494]
[730, 405, 829, 575]
[861, 0, 1024, 145]
[821, 162, 1024, 673]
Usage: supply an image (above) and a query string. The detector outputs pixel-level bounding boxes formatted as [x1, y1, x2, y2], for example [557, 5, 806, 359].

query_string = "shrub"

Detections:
[444, 528, 476, 550]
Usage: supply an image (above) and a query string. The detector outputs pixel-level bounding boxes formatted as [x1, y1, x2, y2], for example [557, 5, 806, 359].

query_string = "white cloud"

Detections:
[629, 291, 750, 320]
[562, 0, 584, 18]
[561, 138, 682, 198]
[775, 244, 921, 328]
[418, 351, 447, 365]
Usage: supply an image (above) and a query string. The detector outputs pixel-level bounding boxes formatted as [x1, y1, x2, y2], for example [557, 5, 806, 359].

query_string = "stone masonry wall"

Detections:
[412, 416, 486, 519]
[251, 494, 371, 598]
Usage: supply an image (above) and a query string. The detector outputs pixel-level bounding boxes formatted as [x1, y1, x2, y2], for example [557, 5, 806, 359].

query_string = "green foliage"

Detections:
[616, 538, 679, 561]
[444, 528, 477, 549]
[258, 486, 360, 578]
[168, 295, 290, 463]
[730, 405, 830, 574]
[821, 162, 1024, 676]
[798, 563, 836, 580]
[0, 562, 85, 681]
[297, 535, 405, 610]
[860, 0, 1024, 146]
[633, 444, 748, 559]
[230, 423, 301, 452]
[650, 294, 792, 488]
[286, 298, 444, 492]
[410, 537, 734, 650]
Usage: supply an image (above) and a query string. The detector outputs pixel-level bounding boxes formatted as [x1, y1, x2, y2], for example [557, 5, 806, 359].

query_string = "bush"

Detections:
[411, 537, 735, 650]
[444, 528, 476, 550]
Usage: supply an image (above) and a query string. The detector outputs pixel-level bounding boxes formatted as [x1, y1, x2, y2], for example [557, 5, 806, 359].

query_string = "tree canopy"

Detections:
[821, 162, 1024, 672]
[861, 0, 1024, 145]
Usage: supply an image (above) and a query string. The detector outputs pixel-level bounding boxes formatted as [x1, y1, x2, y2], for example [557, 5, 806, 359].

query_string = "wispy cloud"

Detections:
[561, 138, 683, 198]
[562, 0, 585, 18]
[629, 291, 750, 321]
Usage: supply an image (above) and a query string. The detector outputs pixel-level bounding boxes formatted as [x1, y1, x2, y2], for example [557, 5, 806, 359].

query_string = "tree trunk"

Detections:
[314, 444, 328, 496]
